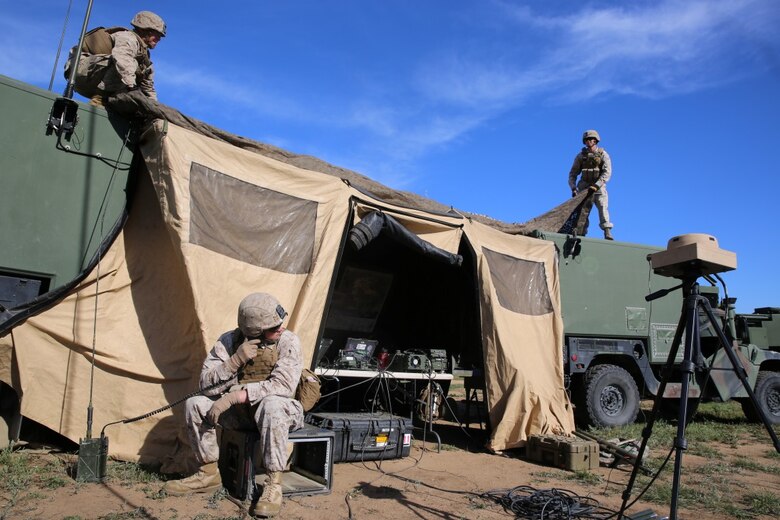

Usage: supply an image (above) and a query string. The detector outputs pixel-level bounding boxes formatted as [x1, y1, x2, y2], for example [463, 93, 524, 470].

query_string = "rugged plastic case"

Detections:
[526, 434, 599, 471]
[305, 411, 413, 463]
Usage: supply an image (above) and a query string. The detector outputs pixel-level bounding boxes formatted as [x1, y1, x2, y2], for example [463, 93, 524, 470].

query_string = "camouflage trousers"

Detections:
[184, 394, 304, 472]
[577, 180, 613, 231]
[67, 54, 131, 99]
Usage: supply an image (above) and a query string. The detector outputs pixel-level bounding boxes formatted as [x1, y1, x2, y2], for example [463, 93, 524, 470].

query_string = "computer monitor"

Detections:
[343, 338, 378, 359]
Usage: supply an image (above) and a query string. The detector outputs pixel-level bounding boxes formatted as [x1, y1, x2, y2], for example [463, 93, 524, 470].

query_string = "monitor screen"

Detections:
[343, 338, 378, 358]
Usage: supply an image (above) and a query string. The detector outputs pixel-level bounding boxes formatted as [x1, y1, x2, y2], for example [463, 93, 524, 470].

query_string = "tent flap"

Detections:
[464, 220, 574, 451]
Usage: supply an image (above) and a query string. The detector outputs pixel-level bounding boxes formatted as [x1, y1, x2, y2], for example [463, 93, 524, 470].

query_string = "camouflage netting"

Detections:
[107, 92, 593, 236]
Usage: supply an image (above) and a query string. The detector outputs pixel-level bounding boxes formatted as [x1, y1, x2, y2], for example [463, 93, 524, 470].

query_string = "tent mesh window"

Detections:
[189, 163, 317, 274]
[482, 248, 553, 316]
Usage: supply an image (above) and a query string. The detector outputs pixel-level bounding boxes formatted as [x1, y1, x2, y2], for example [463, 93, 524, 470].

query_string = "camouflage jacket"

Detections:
[110, 30, 156, 100]
[568, 146, 612, 191]
[198, 328, 303, 405]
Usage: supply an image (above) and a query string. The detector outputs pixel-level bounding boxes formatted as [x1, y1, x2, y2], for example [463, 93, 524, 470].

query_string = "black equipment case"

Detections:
[305, 412, 413, 463]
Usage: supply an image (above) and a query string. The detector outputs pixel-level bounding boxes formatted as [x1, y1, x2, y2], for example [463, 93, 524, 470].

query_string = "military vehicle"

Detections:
[0, 74, 137, 446]
[532, 230, 780, 427]
[737, 307, 780, 351]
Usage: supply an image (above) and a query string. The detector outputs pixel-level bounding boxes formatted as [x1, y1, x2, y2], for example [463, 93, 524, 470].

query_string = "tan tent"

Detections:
[1, 118, 574, 470]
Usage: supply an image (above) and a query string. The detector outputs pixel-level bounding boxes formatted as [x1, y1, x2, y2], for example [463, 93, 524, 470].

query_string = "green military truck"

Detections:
[533, 231, 780, 428]
[0, 75, 136, 447]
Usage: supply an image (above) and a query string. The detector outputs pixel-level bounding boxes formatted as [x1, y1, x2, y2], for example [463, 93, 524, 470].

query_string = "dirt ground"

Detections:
[2, 421, 778, 520]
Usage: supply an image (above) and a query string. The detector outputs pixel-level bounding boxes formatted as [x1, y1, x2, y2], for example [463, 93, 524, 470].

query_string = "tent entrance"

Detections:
[314, 216, 482, 414]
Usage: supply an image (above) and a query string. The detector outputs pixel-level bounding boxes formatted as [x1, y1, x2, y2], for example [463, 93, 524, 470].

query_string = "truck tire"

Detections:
[741, 371, 780, 425]
[584, 364, 640, 427]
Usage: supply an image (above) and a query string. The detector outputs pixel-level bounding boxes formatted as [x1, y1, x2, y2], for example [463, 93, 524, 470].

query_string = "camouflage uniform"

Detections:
[66, 29, 157, 100]
[183, 329, 304, 472]
[568, 146, 613, 232]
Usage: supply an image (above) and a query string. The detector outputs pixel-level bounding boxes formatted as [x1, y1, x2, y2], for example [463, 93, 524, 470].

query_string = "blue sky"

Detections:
[2, 0, 779, 313]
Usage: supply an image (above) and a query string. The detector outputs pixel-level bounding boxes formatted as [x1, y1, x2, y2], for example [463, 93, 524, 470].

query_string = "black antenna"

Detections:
[46, 0, 95, 140]
[63, 0, 95, 99]
[48, 0, 75, 91]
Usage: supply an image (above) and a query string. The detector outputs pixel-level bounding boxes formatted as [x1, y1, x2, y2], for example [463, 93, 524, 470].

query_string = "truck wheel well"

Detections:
[759, 360, 780, 374]
[587, 356, 644, 394]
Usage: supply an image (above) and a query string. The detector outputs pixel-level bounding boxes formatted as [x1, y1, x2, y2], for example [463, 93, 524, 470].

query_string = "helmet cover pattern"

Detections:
[582, 129, 601, 143]
[131, 11, 167, 37]
[237, 293, 287, 336]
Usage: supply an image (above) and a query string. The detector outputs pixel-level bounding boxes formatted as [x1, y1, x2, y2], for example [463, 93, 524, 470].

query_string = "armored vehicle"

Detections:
[534, 230, 780, 427]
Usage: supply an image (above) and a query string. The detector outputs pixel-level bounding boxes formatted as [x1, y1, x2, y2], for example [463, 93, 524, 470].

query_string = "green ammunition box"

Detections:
[526, 434, 599, 471]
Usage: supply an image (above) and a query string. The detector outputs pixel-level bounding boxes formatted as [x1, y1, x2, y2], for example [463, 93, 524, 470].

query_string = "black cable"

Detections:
[56, 130, 134, 170]
[481, 485, 615, 520]
[100, 378, 226, 436]
[607, 447, 673, 519]
[318, 371, 384, 400]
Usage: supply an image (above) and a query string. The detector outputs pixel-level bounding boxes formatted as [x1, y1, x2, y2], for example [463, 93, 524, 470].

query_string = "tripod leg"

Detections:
[668, 291, 702, 520]
[619, 294, 689, 519]
[699, 298, 780, 452]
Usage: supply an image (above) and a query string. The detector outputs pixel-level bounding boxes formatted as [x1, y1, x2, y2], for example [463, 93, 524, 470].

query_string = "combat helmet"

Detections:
[237, 293, 287, 337]
[582, 129, 600, 144]
[131, 11, 167, 37]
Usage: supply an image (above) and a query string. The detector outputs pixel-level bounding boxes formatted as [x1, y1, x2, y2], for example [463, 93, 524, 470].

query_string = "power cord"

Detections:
[481, 485, 614, 520]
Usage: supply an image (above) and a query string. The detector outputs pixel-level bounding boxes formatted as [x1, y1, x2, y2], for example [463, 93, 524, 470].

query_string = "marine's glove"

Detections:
[206, 389, 247, 425]
[588, 185, 599, 193]
[571, 189, 578, 198]
[224, 338, 261, 373]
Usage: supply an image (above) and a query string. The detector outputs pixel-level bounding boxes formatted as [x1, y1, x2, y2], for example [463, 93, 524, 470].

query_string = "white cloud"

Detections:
[4, 1, 776, 189]
[417, 0, 780, 106]
[157, 62, 308, 122]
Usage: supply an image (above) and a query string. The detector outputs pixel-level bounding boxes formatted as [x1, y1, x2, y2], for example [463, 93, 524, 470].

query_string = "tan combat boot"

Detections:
[250, 471, 283, 518]
[163, 461, 222, 496]
[604, 229, 614, 240]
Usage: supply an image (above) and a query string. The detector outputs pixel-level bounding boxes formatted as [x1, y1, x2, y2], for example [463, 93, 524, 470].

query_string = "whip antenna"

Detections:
[74, 113, 132, 486]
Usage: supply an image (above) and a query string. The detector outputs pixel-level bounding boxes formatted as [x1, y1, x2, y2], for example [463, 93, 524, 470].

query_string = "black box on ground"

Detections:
[305, 412, 413, 463]
[219, 424, 334, 501]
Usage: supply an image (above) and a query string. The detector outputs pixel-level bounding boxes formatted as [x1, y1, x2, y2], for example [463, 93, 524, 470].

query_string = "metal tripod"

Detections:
[618, 277, 780, 520]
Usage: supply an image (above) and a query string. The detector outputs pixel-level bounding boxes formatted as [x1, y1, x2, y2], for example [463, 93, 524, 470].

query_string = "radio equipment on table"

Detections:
[320, 337, 449, 373]
[336, 338, 377, 369]
[388, 348, 448, 373]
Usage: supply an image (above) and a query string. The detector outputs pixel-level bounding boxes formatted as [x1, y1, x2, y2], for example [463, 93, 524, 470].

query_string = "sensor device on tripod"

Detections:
[649, 233, 736, 278]
[622, 233, 778, 520]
